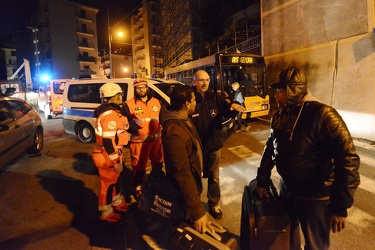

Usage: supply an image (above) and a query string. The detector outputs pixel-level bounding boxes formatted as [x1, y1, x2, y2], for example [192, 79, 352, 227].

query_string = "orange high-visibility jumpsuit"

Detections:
[125, 97, 164, 188]
[92, 109, 129, 214]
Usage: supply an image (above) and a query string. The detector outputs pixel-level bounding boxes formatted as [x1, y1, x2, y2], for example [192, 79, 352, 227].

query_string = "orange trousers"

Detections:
[129, 137, 163, 187]
[92, 147, 121, 211]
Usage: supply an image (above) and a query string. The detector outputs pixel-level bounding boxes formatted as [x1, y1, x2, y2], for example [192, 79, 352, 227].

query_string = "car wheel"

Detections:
[28, 127, 44, 154]
[78, 122, 95, 143]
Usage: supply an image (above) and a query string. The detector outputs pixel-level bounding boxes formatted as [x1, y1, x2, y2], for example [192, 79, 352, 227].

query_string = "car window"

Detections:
[7, 100, 32, 120]
[67, 82, 128, 103]
[150, 83, 181, 106]
[0, 102, 13, 125]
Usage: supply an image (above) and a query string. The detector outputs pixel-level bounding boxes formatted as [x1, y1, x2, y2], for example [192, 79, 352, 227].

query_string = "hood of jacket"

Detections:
[286, 82, 308, 107]
[93, 103, 121, 118]
[160, 106, 189, 126]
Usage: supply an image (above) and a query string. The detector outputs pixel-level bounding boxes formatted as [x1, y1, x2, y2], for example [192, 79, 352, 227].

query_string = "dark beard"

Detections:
[135, 90, 148, 99]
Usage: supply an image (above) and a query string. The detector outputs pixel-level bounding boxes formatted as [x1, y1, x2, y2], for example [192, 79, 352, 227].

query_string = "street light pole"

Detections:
[107, 8, 113, 78]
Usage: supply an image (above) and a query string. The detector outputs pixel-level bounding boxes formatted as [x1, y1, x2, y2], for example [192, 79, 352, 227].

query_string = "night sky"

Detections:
[0, 0, 142, 50]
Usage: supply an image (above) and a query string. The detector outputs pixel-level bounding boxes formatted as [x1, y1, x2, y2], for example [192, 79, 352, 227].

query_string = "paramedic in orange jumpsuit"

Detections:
[121, 79, 164, 197]
[92, 82, 129, 223]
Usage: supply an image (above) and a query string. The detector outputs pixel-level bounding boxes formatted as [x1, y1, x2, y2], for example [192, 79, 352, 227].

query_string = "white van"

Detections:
[62, 78, 182, 143]
[38, 79, 69, 119]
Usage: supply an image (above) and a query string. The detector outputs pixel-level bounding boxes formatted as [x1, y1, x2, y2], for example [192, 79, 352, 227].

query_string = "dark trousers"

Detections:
[236, 111, 248, 130]
[280, 186, 331, 250]
[205, 150, 221, 206]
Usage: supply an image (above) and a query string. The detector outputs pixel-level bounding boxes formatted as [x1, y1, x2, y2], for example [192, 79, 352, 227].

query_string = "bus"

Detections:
[165, 53, 270, 119]
[37, 79, 69, 119]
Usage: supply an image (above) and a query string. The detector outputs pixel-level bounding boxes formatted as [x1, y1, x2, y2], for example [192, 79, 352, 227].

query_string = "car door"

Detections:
[6, 100, 35, 148]
[0, 100, 34, 158]
[0, 100, 22, 164]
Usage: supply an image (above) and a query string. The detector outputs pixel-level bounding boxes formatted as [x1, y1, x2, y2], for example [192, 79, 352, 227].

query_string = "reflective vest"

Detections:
[125, 97, 162, 142]
[95, 109, 129, 164]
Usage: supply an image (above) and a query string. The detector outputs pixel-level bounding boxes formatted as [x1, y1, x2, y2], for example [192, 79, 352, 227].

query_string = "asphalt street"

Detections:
[0, 114, 374, 249]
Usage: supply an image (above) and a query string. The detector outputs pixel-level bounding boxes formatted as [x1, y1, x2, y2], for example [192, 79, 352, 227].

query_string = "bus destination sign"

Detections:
[219, 54, 264, 64]
[231, 56, 253, 64]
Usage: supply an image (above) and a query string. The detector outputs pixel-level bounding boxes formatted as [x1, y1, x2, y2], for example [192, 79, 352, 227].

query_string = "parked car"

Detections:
[0, 96, 44, 168]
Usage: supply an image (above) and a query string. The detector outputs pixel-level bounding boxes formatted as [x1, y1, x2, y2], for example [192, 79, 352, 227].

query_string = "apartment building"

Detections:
[130, 0, 261, 78]
[131, 0, 162, 78]
[37, 0, 99, 79]
[1, 48, 17, 80]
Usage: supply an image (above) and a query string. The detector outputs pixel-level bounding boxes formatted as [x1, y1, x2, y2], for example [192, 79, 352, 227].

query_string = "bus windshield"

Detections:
[220, 64, 265, 98]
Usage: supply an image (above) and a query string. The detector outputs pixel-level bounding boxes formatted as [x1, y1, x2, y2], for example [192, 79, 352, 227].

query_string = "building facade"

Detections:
[130, 0, 204, 78]
[131, 0, 163, 78]
[1, 48, 17, 80]
[130, 0, 262, 79]
[261, 0, 375, 141]
[37, 0, 99, 79]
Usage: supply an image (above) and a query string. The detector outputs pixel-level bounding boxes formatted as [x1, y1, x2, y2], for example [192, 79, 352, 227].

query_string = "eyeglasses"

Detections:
[135, 86, 147, 91]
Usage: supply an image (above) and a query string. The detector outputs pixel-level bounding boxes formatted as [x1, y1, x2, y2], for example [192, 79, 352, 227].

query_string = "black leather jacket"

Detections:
[257, 92, 360, 217]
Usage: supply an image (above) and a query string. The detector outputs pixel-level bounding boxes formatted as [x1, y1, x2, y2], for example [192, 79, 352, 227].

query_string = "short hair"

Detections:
[231, 82, 240, 87]
[170, 85, 193, 111]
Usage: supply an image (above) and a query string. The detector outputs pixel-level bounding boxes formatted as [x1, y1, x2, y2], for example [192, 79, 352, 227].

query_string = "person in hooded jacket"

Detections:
[140, 85, 215, 249]
[256, 67, 360, 250]
[92, 82, 129, 223]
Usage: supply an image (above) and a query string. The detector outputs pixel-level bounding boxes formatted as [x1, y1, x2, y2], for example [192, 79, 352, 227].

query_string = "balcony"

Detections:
[76, 14, 94, 23]
[78, 42, 95, 50]
[77, 53, 97, 63]
[77, 28, 94, 36]
[80, 67, 96, 75]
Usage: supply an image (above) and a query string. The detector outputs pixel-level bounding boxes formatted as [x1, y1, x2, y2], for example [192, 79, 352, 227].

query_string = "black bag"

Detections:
[137, 168, 186, 220]
[169, 222, 239, 250]
[240, 179, 290, 250]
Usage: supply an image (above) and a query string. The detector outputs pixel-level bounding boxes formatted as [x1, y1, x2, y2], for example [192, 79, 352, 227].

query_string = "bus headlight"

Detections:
[261, 104, 268, 110]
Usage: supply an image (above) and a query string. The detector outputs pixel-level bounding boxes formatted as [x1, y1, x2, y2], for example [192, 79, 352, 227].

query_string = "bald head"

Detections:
[193, 70, 210, 94]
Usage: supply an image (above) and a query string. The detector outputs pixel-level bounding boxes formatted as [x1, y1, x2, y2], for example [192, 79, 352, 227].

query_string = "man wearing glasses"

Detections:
[191, 70, 245, 219]
[121, 79, 164, 198]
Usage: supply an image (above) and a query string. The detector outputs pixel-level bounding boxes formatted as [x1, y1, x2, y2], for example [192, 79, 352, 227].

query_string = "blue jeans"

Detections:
[280, 186, 331, 250]
[205, 150, 221, 206]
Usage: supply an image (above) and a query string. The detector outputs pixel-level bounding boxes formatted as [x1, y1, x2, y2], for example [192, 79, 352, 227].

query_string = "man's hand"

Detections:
[194, 214, 215, 234]
[331, 214, 346, 233]
[230, 103, 246, 112]
[114, 162, 123, 173]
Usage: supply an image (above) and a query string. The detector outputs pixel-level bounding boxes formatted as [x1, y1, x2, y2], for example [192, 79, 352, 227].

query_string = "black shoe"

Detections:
[209, 205, 223, 220]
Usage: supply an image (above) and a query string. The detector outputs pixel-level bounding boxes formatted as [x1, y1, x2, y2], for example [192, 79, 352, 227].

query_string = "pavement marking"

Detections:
[346, 206, 374, 229]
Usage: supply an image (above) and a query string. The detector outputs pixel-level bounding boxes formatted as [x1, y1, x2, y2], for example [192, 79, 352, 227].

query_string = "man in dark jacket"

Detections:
[141, 85, 215, 249]
[191, 70, 245, 219]
[162, 84, 214, 233]
[256, 67, 360, 250]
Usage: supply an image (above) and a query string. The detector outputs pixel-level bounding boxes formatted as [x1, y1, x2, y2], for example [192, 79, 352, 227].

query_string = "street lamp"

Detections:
[107, 8, 136, 78]
[108, 29, 124, 78]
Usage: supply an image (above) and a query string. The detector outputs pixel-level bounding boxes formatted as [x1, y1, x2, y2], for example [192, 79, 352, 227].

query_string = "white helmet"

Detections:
[100, 82, 122, 98]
